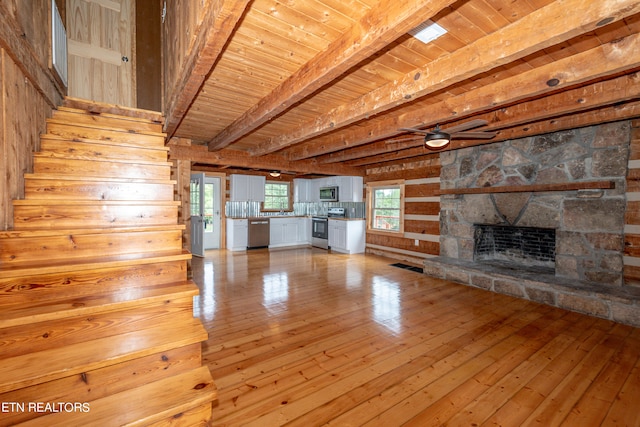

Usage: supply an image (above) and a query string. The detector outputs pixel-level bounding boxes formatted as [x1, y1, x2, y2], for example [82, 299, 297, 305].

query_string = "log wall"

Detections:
[0, 1, 65, 230]
[365, 157, 441, 265]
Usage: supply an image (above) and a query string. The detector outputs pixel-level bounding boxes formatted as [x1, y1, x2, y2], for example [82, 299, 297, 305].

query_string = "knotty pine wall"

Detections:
[161, 0, 206, 116]
[624, 119, 640, 285]
[365, 157, 441, 265]
[0, 1, 65, 230]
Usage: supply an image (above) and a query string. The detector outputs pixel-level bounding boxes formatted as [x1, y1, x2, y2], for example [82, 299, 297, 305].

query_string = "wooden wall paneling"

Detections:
[367, 232, 439, 256]
[0, 50, 53, 230]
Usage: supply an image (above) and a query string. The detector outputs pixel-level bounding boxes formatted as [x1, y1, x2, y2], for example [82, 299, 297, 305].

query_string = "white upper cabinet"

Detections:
[230, 174, 266, 202]
[337, 176, 363, 202]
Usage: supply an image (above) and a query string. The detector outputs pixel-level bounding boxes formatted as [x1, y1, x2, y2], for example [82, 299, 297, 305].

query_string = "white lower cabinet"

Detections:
[226, 218, 248, 251]
[269, 217, 310, 248]
[328, 219, 365, 254]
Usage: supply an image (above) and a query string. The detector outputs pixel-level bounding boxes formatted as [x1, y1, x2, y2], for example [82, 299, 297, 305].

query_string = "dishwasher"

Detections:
[247, 217, 270, 249]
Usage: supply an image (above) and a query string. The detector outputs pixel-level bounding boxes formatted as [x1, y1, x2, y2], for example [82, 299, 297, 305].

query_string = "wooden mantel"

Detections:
[438, 180, 616, 195]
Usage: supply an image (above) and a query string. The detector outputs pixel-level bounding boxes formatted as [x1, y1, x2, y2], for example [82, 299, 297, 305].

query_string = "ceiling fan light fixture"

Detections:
[269, 171, 281, 177]
[424, 131, 451, 150]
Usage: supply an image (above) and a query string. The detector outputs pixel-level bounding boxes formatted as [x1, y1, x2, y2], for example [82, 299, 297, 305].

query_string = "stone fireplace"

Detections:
[439, 123, 629, 286]
[423, 122, 640, 327]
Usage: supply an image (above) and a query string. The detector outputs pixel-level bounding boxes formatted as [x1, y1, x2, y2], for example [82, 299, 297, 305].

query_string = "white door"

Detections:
[190, 173, 205, 257]
[203, 176, 222, 249]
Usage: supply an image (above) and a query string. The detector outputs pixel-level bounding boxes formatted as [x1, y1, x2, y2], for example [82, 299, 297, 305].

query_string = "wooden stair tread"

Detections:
[46, 117, 166, 138]
[13, 199, 181, 206]
[33, 151, 172, 167]
[0, 249, 191, 279]
[24, 173, 176, 184]
[0, 317, 208, 393]
[1, 224, 185, 238]
[40, 133, 170, 152]
[18, 366, 216, 427]
[56, 105, 163, 127]
[0, 281, 200, 328]
[63, 96, 164, 124]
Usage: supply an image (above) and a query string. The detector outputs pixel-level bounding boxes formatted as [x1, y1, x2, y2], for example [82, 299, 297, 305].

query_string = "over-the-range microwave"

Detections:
[319, 186, 339, 202]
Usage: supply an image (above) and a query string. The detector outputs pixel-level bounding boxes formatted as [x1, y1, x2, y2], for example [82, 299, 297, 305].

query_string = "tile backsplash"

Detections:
[225, 201, 366, 218]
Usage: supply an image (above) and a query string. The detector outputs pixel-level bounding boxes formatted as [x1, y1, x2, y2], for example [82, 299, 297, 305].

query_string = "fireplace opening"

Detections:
[473, 224, 556, 272]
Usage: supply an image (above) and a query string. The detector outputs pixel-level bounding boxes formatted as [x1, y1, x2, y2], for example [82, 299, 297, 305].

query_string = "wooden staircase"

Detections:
[0, 99, 216, 426]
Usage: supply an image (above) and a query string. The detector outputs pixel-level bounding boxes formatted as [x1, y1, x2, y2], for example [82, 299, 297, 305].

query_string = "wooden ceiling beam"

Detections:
[310, 32, 640, 163]
[163, 0, 251, 138]
[259, 0, 640, 156]
[168, 144, 364, 176]
[208, 0, 458, 152]
[352, 86, 640, 166]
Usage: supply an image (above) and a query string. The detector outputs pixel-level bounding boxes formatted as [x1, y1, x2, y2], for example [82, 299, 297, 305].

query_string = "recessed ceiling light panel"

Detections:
[409, 20, 447, 44]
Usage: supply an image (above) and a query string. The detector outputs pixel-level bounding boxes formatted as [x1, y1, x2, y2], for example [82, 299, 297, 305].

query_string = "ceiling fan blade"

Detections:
[398, 127, 431, 134]
[442, 119, 489, 134]
[385, 136, 424, 143]
[451, 131, 496, 139]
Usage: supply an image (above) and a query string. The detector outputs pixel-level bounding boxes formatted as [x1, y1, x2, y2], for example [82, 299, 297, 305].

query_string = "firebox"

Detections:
[473, 224, 556, 270]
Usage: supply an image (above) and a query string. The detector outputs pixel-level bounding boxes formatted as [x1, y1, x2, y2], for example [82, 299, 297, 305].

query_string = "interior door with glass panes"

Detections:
[203, 176, 221, 249]
[190, 173, 205, 257]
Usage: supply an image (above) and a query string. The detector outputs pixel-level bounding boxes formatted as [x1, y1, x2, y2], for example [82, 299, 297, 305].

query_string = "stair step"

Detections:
[51, 109, 164, 135]
[1, 294, 196, 360]
[46, 122, 166, 147]
[0, 280, 199, 328]
[0, 226, 184, 266]
[17, 366, 216, 426]
[24, 174, 176, 201]
[40, 134, 169, 163]
[0, 251, 191, 300]
[63, 96, 164, 125]
[13, 199, 180, 230]
[0, 344, 203, 426]
[0, 318, 209, 393]
[33, 155, 171, 180]
[56, 106, 163, 128]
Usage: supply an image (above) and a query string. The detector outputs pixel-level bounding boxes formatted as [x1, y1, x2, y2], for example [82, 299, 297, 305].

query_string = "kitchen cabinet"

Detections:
[230, 174, 265, 202]
[328, 219, 365, 254]
[337, 176, 363, 202]
[293, 179, 313, 203]
[226, 218, 247, 251]
[269, 217, 310, 248]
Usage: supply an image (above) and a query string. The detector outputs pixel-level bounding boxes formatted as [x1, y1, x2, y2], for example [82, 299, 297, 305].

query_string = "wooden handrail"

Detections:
[438, 180, 616, 195]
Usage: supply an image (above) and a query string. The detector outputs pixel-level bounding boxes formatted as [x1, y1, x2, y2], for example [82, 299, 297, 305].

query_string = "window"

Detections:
[263, 181, 291, 211]
[367, 181, 404, 234]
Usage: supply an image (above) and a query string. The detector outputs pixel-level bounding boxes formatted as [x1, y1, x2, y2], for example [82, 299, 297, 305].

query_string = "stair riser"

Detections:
[0, 261, 188, 306]
[0, 344, 202, 426]
[0, 298, 196, 359]
[25, 179, 175, 201]
[13, 204, 178, 229]
[34, 157, 171, 180]
[46, 122, 166, 147]
[52, 110, 164, 134]
[40, 138, 168, 163]
[0, 318, 208, 394]
[0, 230, 183, 265]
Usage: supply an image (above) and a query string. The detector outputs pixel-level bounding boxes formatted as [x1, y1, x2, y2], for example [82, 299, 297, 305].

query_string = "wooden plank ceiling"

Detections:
[167, 0, 640, 177]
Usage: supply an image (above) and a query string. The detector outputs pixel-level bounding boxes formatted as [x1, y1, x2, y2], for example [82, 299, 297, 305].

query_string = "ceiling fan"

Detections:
[392, 119, 496, 150]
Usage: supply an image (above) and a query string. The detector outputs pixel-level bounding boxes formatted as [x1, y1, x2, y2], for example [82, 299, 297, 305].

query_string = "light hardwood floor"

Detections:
[191, 247, 640, 426]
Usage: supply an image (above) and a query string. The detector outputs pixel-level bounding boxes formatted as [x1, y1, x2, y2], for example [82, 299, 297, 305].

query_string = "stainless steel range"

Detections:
[312, 207, 345, 249]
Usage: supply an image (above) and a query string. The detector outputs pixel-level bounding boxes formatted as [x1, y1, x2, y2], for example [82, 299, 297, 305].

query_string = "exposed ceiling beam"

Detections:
[168, 144, 364, 176]
[344, 83, 640, 167]
[208, 0, 458, 151]
[163, 0, 251, 138]
[309, 32, 640, 163]
[254, 0, 640, 156]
